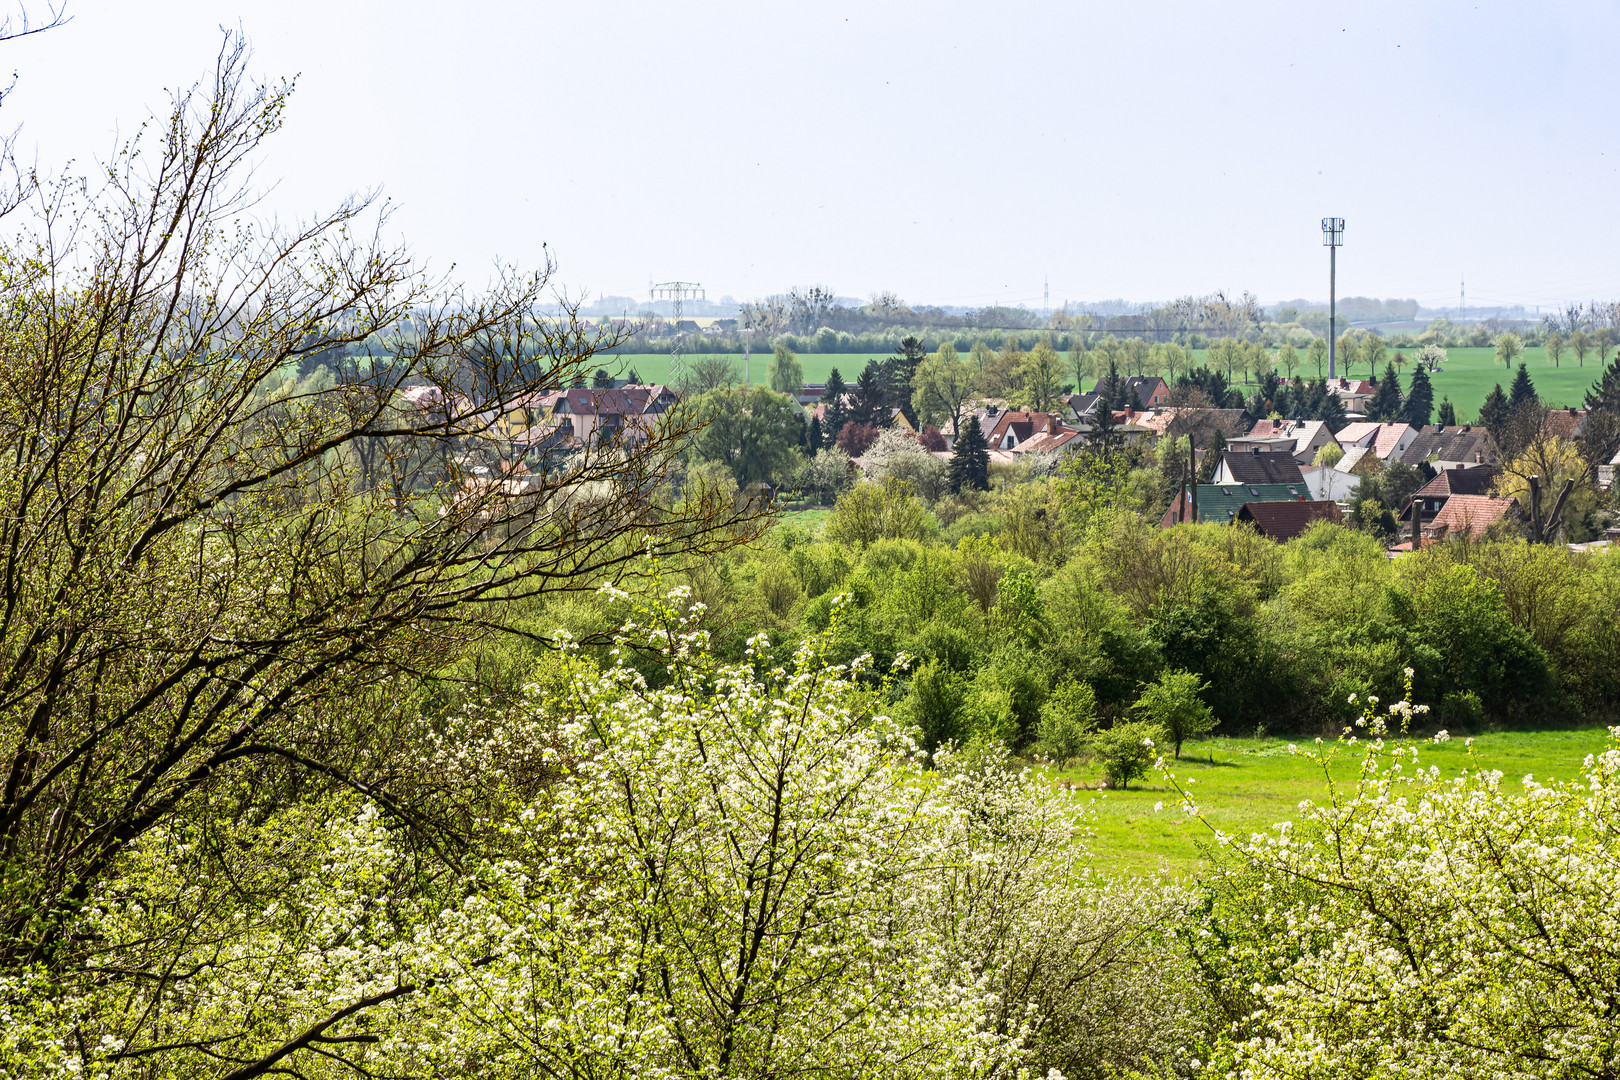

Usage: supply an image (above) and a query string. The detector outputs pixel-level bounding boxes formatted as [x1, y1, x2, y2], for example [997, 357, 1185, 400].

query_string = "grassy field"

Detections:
[601, 345, 1606, 423]
[595, 353, 895, 388]
[1056, 727, 1614, 877]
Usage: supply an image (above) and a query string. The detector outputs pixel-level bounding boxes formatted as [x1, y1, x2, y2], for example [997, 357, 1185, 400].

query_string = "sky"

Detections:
[6, 0, 1620, 312]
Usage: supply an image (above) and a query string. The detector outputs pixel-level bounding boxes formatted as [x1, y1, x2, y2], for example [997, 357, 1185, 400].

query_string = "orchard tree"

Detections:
[1188, 688, 1620, 1080]
[1545, 328, 1566, 367]
[1494, 331, 1525, 370]
[1308, 336, 1328, 378]
[1133, 669, 1216, 759]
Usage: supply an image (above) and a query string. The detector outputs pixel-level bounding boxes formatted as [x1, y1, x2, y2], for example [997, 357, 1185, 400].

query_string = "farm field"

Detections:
[598, 344, 1606, 424]
[593, 352, 896, 387]
[1055, 727, 1614, 877]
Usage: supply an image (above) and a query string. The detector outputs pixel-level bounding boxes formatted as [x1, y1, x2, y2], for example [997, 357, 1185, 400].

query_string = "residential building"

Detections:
[1424, 494, 1517, 539]
[1395, 424, 1497, 469]
[1399, 466, 1502, 534]
[1336, 421, 1418, 461]
[1159, 482, 1314, 527]
[1213, 449, 1307, 486]
[1228, 417, 1335, 464]
[1236, 499, 1345, 541]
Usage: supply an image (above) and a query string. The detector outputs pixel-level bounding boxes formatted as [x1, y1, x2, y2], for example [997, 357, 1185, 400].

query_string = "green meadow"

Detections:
[598, 345, 1605, 424]
[1057, 727, 1615, 877]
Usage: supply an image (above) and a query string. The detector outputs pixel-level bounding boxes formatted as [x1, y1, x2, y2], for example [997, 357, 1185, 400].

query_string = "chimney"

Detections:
[1461, 424, 1471, 432]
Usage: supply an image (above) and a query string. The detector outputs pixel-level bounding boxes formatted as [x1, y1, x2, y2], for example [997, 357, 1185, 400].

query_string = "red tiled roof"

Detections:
[1429, 494, 1516, 537]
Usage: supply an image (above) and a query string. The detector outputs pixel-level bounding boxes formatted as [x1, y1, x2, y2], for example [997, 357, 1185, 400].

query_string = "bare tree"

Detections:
[0, 33, 758, 1059]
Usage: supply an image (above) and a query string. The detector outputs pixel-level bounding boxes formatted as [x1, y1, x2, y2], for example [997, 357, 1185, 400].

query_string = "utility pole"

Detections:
[651, 281, 705, 385]
[1322, 218, 1344, 379]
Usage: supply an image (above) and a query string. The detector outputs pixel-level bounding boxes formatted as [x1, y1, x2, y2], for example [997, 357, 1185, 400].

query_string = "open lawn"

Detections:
[1054, 727, 1614, 878]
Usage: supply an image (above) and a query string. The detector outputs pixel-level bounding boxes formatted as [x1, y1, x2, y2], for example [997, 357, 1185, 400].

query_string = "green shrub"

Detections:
[1089, 720, 1164, 790]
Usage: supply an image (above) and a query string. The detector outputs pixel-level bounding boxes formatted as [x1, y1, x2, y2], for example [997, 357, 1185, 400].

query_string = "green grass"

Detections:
[595, 353, 895, 387]
[1194, 346, 1601, 422]
[1055, 727, 1614, 878]
[777, 507, 830, 534]
[601, 345, 1608, 425]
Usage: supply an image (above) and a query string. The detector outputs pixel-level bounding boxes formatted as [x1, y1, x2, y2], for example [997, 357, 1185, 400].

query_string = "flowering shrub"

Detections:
[1171, 671, 1620, 1079]
[6, 586, 1205, 1080]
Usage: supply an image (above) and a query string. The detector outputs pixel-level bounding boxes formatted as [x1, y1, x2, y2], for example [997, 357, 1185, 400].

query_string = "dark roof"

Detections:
[1159, 483, 1313, 527]
[1397, 426, 1491, 465]
[1066, 391, 1102, 416]
[1236, 500, 1345, 541]
[1220, 450, 1306, 485]
[1122, 376, 1167, 408]
[1415, 466, 1499, 499]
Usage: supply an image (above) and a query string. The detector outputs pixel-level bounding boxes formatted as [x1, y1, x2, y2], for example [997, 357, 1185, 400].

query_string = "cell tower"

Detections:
[651, 280, 705, 384]
[1460, 273, 1465, 323]
[1043, 277, 1050, 318]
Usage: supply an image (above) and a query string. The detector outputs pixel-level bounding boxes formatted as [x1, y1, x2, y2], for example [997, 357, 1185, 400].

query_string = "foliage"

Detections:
[1185, 688, 1620, 1079]
[1089, 720, 1164, 790]
[767, 341, 804, 396]
[948, 416, 991, 493]
[689, 384, 807, 486]
[1133, 669, 1217, 758]
[824, 478, 937, 548]
[1033, 680, 1098, 767]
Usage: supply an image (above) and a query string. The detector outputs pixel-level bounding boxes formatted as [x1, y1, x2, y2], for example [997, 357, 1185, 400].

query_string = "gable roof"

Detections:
[1336, 421, 1413, 458]
[1414, 466, 1500, 500]
[1122, 376, 1169, 409]
[1397, 425, 1493, 466]
[1236, 499, 1345, 541]
[1221, 450, 1307, 485]
[1160, 482, 1316, 527]
[1427, 494, 1516, 537]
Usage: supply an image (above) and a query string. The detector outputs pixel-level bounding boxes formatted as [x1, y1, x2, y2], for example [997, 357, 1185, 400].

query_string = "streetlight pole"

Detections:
[1322, 218, 1344, 379]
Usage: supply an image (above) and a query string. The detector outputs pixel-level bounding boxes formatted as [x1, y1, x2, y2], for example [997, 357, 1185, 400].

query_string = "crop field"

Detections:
[592, 352, 895, 388]
[1056, 727, 1614, 877]
[599, 344, 1605, 424]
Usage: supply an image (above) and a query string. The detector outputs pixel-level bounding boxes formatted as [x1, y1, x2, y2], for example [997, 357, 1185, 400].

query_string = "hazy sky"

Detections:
[7, 1, 1619, 311]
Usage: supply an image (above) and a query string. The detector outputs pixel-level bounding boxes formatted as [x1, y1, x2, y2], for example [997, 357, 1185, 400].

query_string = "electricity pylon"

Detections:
[651, 281, 705, 385]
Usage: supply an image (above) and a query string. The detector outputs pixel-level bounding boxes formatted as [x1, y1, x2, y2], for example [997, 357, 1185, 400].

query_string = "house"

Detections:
[1064, 391, 1102, 421]
[1399, 467, 1502, 533]
[1336, 421, 1418, 461]
[1121, 376, 1170, 410]
[504, 383, 676, 447]
[1159, 482, 1315, 528]
[1300, 465, 1362, 503]
[1395, 424, 1496, 469]
[1334, 445, 1383, 476]
[1601, 447, 1619, 491]
[1325, 376, 1378, 414]
[1424, 493, 1517, 539]
[1542, 407, 1588, 441]
[1133, 407, 1249, 443]
[1236, 499, 1345, 541]
[1213, 449, 1307, 486]
[1228, 418, 1335, 464]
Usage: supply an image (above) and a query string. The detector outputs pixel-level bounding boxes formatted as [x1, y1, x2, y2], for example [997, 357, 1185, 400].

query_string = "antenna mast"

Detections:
[651, 281, 705, 385]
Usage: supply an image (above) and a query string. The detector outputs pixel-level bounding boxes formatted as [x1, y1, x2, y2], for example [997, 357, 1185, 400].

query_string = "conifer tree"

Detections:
[821, 368, 849, 440]
[1437, 396, 1457, 426]
[1509, 362, 1538, 412]
[1478, 383, 1510, 436]
[948, 416, 990, 493]
[807, 415, 825, 452]
[1367, 362, 1403, 422]
[1403, 365, 1435, 427]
